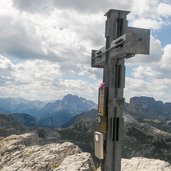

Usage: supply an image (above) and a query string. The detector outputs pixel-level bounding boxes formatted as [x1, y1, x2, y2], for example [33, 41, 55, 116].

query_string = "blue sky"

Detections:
[154, 25, 171, 46]
[0, 0, 171, 103]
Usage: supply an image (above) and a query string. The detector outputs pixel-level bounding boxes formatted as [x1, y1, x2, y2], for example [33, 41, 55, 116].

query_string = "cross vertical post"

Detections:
[92, 9, 150, 171]
[103, 10, 129, 171]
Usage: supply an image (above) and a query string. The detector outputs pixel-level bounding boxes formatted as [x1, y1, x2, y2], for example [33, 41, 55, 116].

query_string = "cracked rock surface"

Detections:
[0, 133, 95, 171]
[97, 157, 171, 171]
[1, 133, 171, 171]
[122, 157, 171, 171]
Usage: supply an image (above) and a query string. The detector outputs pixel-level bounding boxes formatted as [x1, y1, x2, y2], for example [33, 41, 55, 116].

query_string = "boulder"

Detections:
[97, 157, 171, 171]
[0, 133, 95, 171]
[122, 157, 171, 171]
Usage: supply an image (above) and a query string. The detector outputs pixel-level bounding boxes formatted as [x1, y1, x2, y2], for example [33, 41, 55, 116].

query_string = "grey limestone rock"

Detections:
[97, 157, 171, 171]
[0, 133, 95, 171]
[54, 153, 95, 171]
[122, 157, 171, 171]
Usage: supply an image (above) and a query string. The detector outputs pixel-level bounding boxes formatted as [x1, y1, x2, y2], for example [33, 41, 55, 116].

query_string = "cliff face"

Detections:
[126, 96, 171, 120]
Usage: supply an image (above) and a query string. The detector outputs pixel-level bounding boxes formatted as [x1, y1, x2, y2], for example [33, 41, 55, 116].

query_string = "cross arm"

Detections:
[91, 27, 150, 68]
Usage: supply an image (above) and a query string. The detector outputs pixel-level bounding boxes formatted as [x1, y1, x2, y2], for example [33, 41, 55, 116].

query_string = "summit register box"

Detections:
[98, 86, 107, 117]
[97, 85, 107, 134]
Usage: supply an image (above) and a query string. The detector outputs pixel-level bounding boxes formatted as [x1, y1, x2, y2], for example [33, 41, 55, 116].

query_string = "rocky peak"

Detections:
[0, 133, 95, 171]
[1, 133, 171, 171]
[129, 96, 156, 111]
[130, 96, 155, 104]
[126, 96, 171, 120]
[63, 94, 80, 102]
[61, 94, 97, 112]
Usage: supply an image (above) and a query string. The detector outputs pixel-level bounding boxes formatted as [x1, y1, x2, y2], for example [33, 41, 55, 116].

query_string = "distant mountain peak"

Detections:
[130, 96, 155, 104]
[38, 94, 97, 128]
[62, 94, 92, 102]
[63, 94, 77, 98]
[63, 94, 80, 101]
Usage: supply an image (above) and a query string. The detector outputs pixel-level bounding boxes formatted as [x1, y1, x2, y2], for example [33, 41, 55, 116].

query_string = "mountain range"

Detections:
[0, 94, 97, 128]
[1, 95, 171, 165]
[60, 109, 171, 164]
[0, 97, 45, 115]
[1, 95, 171, 128]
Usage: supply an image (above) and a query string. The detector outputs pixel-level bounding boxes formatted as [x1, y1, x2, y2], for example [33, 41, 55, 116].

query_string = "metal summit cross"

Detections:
[91, 9, 150, 171]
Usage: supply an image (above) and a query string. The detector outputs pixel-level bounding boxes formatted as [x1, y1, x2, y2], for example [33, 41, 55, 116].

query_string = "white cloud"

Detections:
[132, 65, 155, 79]
[161, 44, 171, 70]
[0, 55, 61, 99]
[0, 0, 170, 103]
[131, 18, 165, 30]
[130, 0, 161, 18]
[0, 55, 99, 101]
[157, 3, 171, 17]
[131, 43, 171, 79]
[0, 55, 15, 86]
[125, 41, 171, 102]
[128, 0, 171, 30]
[13, 0, 55, 13]
[125, 77, 171, 102]
[0, 14, 59, 61]
[13, 0, 133, 14]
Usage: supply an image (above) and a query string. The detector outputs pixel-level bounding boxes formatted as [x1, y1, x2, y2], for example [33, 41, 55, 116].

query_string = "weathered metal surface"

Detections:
[91, 47, 106, 68]
[91, 27, 150, 68]
[110, 27, 150, 55]
[125, 27, 150, 55]
[92, 9, 150, 171]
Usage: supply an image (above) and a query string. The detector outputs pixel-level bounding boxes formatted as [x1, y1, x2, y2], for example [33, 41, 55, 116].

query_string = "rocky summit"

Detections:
[97, 157, 171, 171]
[1, 133, 171, 171]
[0, 133, 95, 171]
[121, 157, 171, 171]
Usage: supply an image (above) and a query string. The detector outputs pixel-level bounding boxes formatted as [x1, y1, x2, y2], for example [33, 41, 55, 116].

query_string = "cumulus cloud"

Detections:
[12, 0, 133, 14]
[125, 77, 171, 102]
[0, 14, 60, 61]
[0, 56, 15, 86]
[131, 18, 165, 30]
[13, 0, 55, 13]
[0, 55, 99, 101]
[157, 3, 171, 17]
[130, 43, 171, 79]
[161, 44, 171, 70]
[0, 55, 61, 84]
[128, 0, 171, 30]
[125, 41, 171, 102]
[2, 0, 170, 64]
[0, 0, 170, 102]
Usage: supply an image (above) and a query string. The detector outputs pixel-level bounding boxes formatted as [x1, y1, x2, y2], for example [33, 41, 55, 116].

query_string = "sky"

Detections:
[0, 0, 171, 103]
